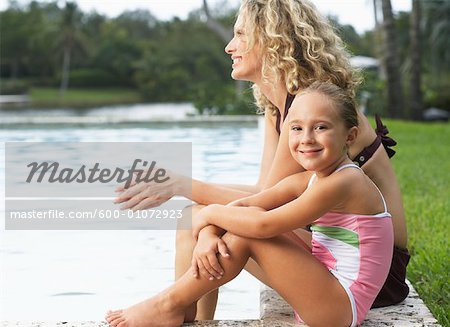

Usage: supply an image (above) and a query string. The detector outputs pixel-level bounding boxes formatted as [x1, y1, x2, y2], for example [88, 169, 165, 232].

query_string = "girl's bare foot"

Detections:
[105, 292, 188, 327]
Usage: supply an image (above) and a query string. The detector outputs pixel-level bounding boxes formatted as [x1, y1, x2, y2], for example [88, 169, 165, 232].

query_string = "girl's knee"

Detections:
[221, 232, 252, 249]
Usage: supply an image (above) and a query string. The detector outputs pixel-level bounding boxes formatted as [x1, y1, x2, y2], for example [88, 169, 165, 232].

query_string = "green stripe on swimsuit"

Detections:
[311, 225, 360, 248]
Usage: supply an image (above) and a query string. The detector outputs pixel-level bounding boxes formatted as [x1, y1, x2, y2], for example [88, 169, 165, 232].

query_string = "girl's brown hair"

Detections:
[300, 81, 358, 129]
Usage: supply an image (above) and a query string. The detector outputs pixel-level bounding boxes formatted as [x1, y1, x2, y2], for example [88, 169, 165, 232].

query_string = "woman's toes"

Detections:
[117, 321, 128, 327]
[106, 309, 123, 318]
[106, 313, 123, 323]
[110, 316, 125, 327]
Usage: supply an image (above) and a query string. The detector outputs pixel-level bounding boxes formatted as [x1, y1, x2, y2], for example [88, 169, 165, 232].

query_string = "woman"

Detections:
[115, 0, 409, 319]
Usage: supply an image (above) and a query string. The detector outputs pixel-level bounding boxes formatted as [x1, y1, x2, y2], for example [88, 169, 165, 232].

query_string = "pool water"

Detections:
[0, 121, 262, 321]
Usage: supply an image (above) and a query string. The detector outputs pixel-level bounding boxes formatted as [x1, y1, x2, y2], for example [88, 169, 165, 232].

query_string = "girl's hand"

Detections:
[191, 207, 211, 240]
[114, 168, 186, 211]
[191, 231, 230, 280]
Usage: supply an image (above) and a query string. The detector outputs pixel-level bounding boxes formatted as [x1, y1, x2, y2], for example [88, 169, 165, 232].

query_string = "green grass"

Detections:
[29, 87, 143, 107]
[381, 118, 449, 326]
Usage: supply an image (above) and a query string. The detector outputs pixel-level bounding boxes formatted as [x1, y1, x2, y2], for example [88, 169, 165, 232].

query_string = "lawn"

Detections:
[382, 118, 449, 326]
[29, 87, 143, 107]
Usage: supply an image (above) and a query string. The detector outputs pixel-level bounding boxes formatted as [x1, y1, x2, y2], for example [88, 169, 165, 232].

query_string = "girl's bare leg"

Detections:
[106, 231, 351, 327]
[175, 205, 218, 320]
[175, 205, 312, 319]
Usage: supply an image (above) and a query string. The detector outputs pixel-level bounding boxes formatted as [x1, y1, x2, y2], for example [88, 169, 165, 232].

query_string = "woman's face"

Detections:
[225, 12, 263, 83]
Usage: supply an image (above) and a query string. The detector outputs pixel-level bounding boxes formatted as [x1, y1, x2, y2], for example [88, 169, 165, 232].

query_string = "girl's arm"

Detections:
[229, 172, 312, 210]
[197, 173, 351, 239]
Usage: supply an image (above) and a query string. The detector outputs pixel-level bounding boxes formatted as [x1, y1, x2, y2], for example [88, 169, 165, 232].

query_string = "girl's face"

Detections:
[225, 12, 263, 83]
[288, 92, 357, 176]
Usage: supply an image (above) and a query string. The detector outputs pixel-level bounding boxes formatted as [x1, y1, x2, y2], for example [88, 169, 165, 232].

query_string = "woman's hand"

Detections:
[114, 168, 187, 210]
[191, 230, 230, 280]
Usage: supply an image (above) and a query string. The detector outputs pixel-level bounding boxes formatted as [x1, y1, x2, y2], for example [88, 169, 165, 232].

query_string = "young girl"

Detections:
[106, 82, 394, 327]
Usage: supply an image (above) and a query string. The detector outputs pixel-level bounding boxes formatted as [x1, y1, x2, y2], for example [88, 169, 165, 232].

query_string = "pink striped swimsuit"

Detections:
[296, 163, 394, 326]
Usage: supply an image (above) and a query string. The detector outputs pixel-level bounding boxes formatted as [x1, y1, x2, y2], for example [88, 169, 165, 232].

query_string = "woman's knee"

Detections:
[175, 229, 194, 247]
[176, 204, 205, 247]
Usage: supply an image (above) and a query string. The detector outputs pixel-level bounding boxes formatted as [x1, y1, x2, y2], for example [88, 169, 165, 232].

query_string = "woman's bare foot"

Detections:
[105, 292, 188, 327]
[184, 302, 197, 323]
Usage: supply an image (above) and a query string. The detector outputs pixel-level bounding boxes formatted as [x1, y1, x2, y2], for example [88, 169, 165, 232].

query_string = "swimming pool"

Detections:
[0, 118, 262, 321]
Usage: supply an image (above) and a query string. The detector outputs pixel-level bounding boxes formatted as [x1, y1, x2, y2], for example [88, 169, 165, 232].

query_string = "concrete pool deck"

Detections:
[0, 281, 441, 327]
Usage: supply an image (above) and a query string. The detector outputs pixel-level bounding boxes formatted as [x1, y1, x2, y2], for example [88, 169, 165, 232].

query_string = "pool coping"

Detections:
[0, 115, 259, 126]
[0, 280, 441, 327]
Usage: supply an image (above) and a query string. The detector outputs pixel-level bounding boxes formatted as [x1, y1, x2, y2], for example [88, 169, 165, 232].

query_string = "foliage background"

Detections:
[1, 1, 449, 115]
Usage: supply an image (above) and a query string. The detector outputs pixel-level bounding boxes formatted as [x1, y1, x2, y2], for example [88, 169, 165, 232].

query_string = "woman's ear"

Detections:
[346, 126, 358, 146]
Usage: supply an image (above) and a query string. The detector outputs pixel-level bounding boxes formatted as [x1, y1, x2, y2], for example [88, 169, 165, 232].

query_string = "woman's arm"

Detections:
[185, 110, 285, 204]
[262, 107, 306, 189]
[117, 111, 283, 208]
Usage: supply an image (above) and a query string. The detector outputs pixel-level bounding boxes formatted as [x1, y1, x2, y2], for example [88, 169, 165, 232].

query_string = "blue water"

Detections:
[0, 110, 262, 321]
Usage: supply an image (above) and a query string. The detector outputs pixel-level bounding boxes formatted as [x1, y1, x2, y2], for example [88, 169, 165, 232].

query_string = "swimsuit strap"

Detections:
[276, 93, 296, 135]
[353, 114, 397, 167]
[333, 163, 389, 214]
[334, 163, 361, 173]
[307, 173, 317, 189]
[307, 163, 359, 189]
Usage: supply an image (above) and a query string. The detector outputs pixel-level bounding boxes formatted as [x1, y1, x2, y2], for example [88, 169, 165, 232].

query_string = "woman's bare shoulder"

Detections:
[348, 112, 377, 159]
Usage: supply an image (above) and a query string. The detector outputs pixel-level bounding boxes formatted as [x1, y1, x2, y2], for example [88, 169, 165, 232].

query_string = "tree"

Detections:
[56, 2, 85, 96]
[0, 6, 32, 80]
[202, 0, 232, 41]
[202, 0, 247, 107]
[422, 0, 450, 83]
[380, 0, 404, 118]
[409, 0, 423, 120]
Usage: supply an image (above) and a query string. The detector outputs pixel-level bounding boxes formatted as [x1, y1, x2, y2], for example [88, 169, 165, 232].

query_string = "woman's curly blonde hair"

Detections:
[239, 0, 362, 114]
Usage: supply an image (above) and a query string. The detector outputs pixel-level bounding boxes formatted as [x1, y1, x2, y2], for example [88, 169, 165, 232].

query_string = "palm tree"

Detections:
[57, 2, 84, 96]
[202, 0, 232, 42]
[202, 0, 245, 98]
[409, 0, 423, 120]
[422, 0, 450, 84]
[380, 0, 404, 118]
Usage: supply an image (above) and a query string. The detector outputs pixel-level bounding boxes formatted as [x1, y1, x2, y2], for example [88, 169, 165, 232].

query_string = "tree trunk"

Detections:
[202, 0, 245, 99]
[409, 0, 423, 120]
[373, 0, 386, 79]
[202, 0, 232, 42]
[10, 59, 19, 82]
[60, 46, 71, 97]
[381, 0, 404, 118]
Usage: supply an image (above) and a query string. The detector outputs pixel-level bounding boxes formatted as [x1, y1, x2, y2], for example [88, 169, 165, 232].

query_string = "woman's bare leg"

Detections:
[175, 205, 218, 320]
[106, 231, 351, 327]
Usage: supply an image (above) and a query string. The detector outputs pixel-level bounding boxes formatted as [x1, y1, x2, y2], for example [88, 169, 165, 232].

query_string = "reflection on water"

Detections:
[0, 120, 262, 321]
